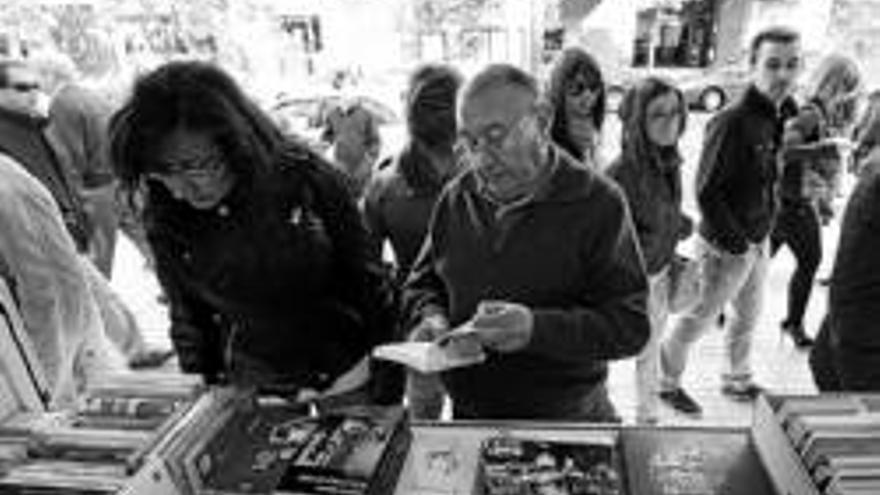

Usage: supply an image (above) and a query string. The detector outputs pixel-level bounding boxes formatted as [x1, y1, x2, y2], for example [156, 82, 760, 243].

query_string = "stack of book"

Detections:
[0, 372, 203, 494]
[477, 434, 624, 495]
[191, 403, 412, 495]
[773, 395, 880, 495]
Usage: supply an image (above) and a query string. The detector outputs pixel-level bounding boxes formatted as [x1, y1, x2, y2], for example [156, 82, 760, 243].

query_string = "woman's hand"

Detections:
[296, 355, 372, 403]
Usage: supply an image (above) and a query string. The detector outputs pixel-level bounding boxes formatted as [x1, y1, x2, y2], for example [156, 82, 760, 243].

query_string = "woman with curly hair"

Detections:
[109, 61, 397, 404]
[607, 77, 693, 423]
[545, 46, 607, 166]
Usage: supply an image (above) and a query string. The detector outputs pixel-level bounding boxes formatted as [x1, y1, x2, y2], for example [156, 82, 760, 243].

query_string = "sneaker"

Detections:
[720, 382, 765, 402]
[659, 388, 702, 416]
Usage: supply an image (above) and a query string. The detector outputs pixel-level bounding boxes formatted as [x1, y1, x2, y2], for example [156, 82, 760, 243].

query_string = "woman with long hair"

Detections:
[607, 77, 692, 423]
[772, 54, 862, 348]
[546, 47, 606, 166]
[109, 61, 396, 403]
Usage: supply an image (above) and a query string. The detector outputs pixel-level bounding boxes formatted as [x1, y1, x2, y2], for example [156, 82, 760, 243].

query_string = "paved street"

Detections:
[110, 111, 840, 426]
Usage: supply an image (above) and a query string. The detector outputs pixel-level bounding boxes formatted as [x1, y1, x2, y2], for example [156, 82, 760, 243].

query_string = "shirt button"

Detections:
[182, 251, 192, 263]
[212, 313, 223, 324]
[217, 205, 230, 217]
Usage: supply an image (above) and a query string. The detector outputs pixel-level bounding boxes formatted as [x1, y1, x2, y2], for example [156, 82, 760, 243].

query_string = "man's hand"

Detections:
[470, 300, 533, 353]
[408, 314, 450, 342]
[828, 136, 855, 155]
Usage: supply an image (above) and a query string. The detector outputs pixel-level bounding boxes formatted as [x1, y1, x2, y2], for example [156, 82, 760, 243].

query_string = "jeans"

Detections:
[406, 370, 446, 420]
[771, 201, 821, 328]
[636, 268, 670, 422]
[660, 236, 770, 390]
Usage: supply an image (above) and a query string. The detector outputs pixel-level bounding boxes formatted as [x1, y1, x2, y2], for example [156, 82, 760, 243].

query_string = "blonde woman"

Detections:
[772, 54, 862, 348]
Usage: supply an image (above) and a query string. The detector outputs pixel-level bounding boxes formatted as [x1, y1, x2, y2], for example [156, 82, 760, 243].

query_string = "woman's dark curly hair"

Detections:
[546, 47, 606, 161]
[109, 61, 286, 207]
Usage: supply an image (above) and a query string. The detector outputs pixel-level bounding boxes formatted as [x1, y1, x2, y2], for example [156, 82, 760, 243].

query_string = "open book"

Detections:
[372, 324, 486, 374]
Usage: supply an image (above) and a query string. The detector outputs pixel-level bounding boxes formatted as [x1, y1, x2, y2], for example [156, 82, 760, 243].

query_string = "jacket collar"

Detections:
[0, 105, 48, 129]
[742, 84, 795, 121]
[463, 144, 598, 207]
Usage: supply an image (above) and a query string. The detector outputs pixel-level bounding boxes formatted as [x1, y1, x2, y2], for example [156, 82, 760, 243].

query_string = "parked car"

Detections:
[676, 64, 750, 112]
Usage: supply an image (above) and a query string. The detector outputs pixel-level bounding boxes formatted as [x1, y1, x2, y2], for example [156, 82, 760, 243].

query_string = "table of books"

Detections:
[5, 381, 876, 495]
[395, 421, 776, 495]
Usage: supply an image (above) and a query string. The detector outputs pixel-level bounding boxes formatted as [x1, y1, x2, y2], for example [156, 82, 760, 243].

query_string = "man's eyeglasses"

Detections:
[565, 77, 600, 98]
[457, 114, 530, 155]
[3, 82, 40, 93]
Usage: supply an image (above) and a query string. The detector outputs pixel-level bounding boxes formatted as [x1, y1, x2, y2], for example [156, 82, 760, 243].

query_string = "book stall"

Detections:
[1, 279, 877, 495]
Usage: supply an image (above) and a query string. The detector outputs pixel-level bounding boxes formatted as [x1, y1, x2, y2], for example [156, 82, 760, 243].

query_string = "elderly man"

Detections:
[402, 64, 649, 421]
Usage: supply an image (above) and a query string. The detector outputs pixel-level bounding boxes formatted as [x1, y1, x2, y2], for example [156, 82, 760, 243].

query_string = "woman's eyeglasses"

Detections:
[3, 82, 40, 93]
[647, 109, 682, 123]
[152, 152, 226, 182]
[565, 77, 600, 98]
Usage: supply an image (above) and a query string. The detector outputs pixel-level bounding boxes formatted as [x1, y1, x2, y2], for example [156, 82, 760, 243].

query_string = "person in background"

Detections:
[322, 73, 382, 198]
[0, 59, 90, 252]
[363, 63, 463, 419]
[109, 61, 397, 404]
[403, 64, 649, 420]
[771, 54, 862, 348]
[607, 77, 693, 424]
[848, 89, 880, 176]
[30, 51, 118, 277]
[545, 47, 607, 167]
[0, 151, 124, 409]
[1, 57, 166, 370]
[658, 27, 802, 416]
[809, 106, 880, 391]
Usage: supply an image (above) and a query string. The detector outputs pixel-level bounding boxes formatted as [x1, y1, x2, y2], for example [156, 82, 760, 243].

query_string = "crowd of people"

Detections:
[2, 24, 880, 421]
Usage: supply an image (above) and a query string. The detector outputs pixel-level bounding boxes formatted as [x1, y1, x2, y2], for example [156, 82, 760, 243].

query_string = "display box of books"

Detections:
[478, 434, 624, 494]
[170, 399, 411, 495]
[394, 422, 775, 495]
[0, 372, 203, 494]
[0, 269, 208, 494]
[753, 394, 880, 495]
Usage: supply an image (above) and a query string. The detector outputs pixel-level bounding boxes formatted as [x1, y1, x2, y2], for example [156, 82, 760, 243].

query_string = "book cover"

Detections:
[372, 341, 485, 374]
[276, 406, 411, 495]
[477, 434, 624, 495]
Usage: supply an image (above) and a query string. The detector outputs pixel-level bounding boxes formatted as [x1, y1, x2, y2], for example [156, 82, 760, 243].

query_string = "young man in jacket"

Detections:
[659, 27, 802, 415]
[402, 64, 649, 420]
